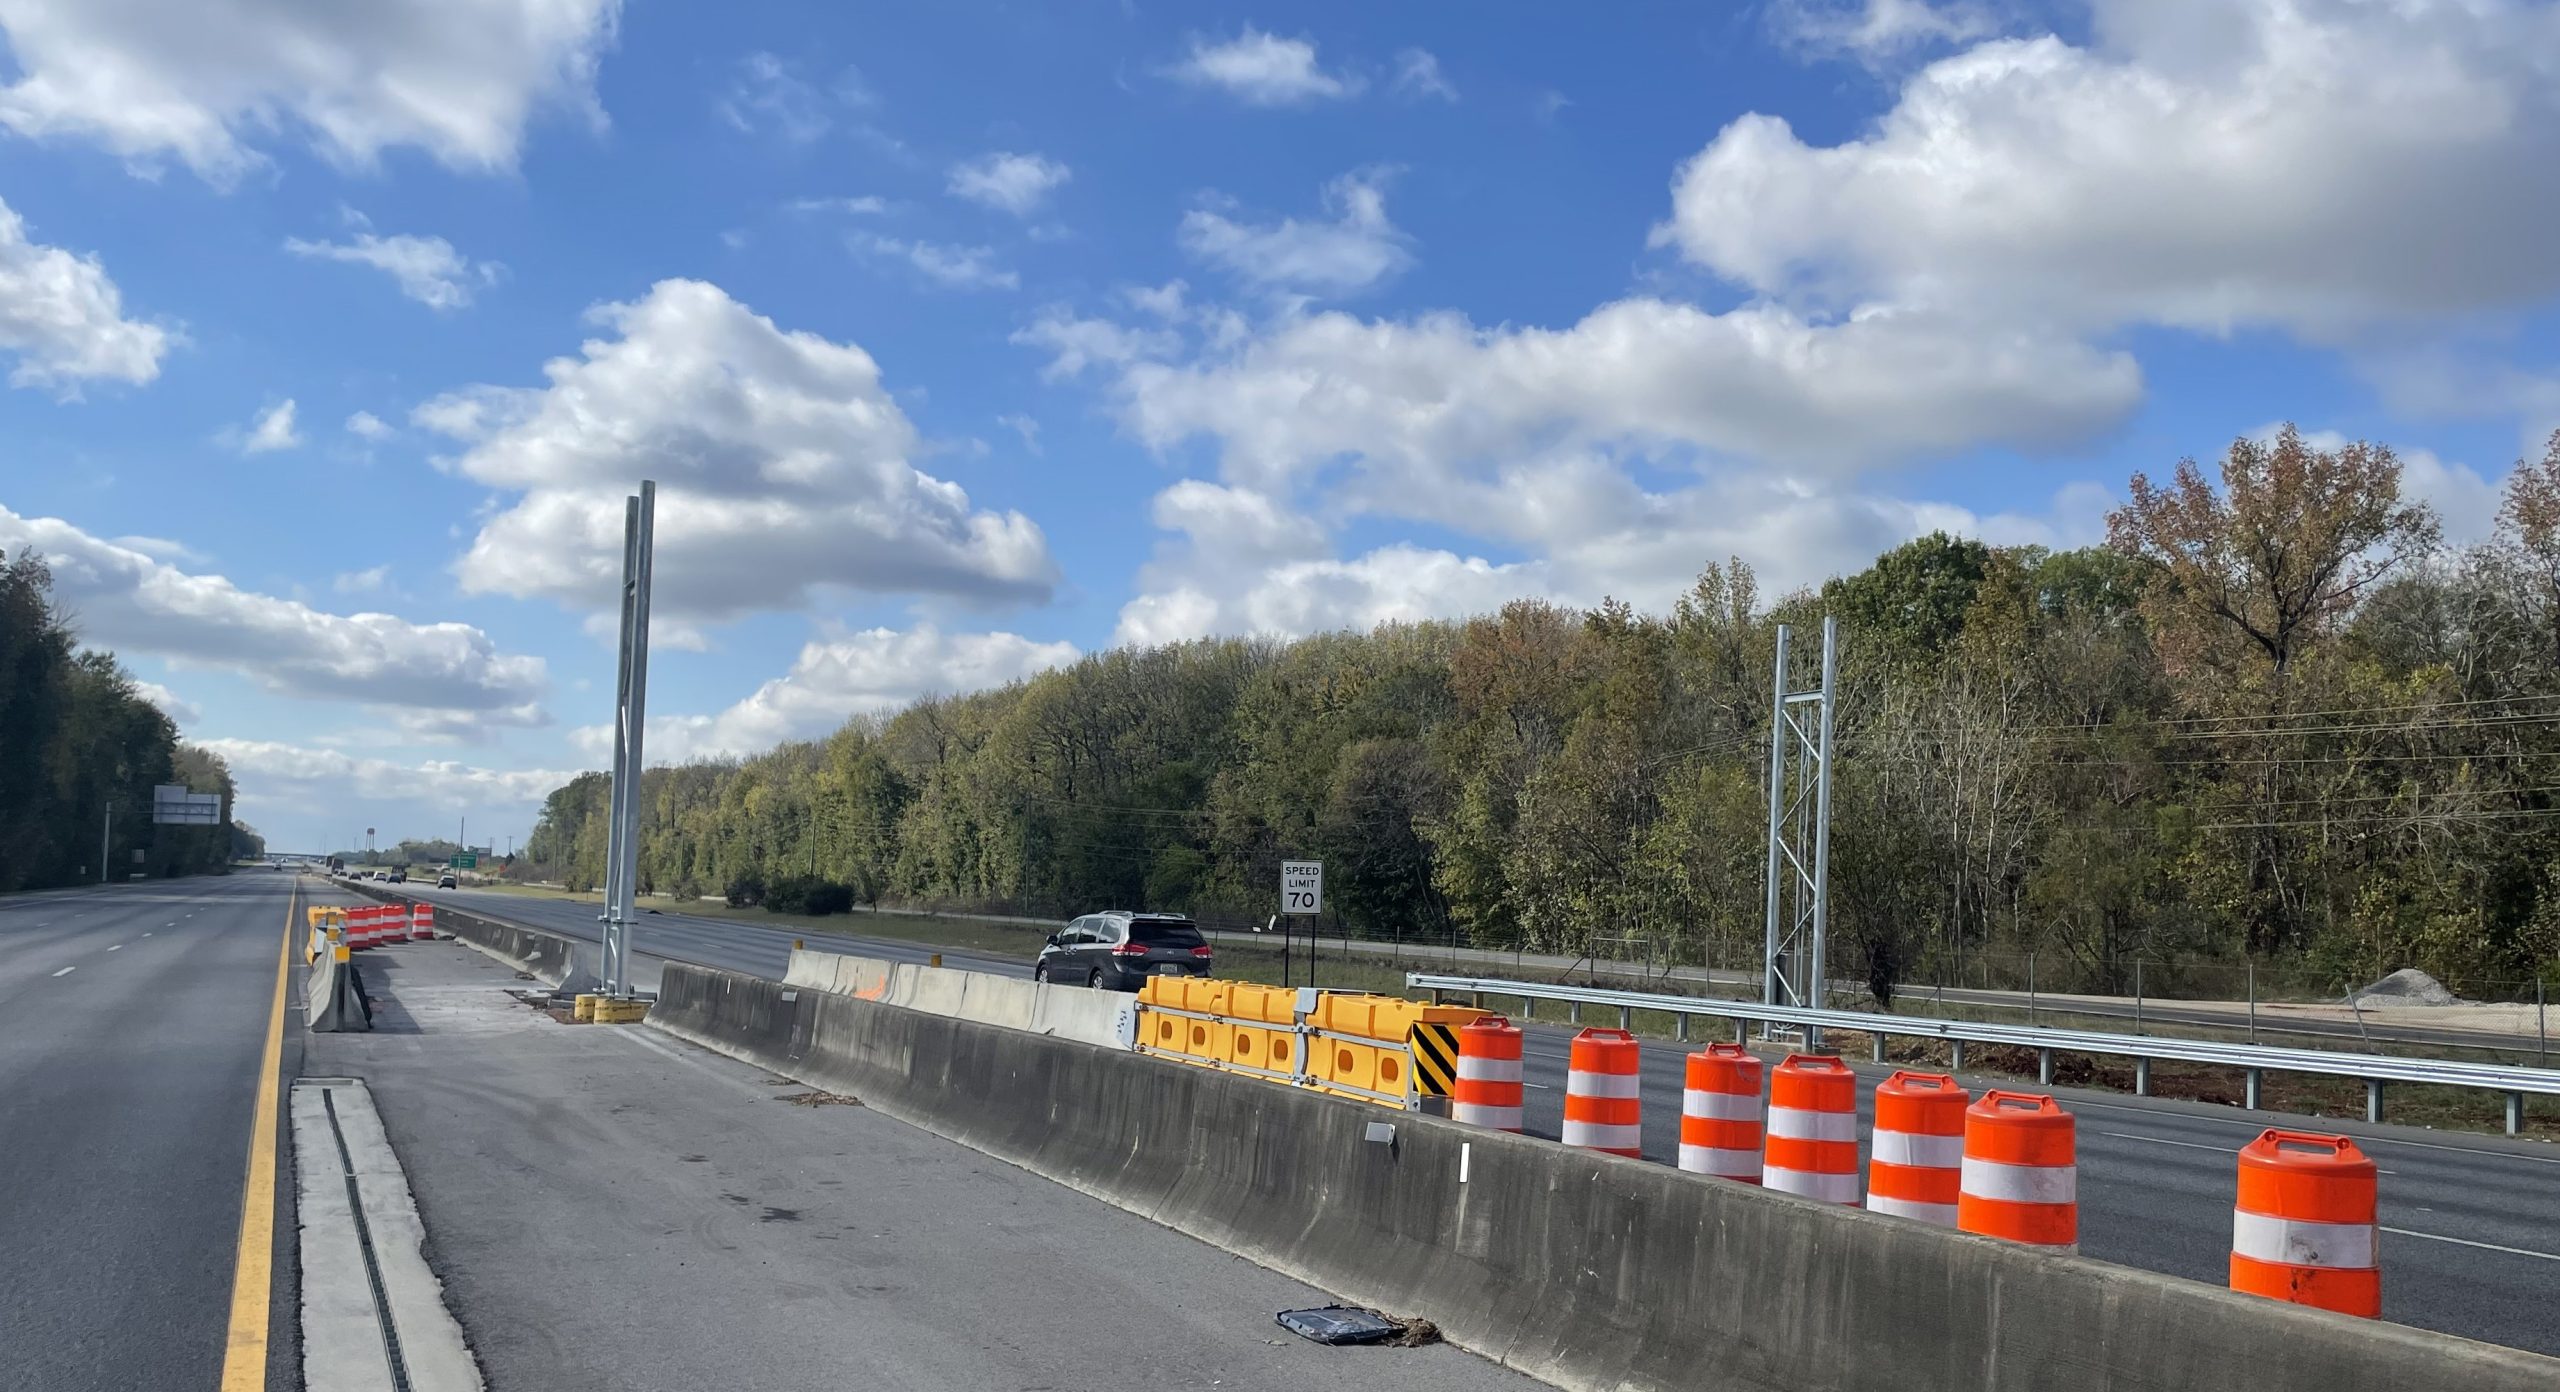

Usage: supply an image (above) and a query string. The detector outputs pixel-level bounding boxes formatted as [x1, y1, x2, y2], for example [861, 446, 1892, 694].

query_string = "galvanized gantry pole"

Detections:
[599, 482, 657, 997]
[1761, 617, 1838, 1047]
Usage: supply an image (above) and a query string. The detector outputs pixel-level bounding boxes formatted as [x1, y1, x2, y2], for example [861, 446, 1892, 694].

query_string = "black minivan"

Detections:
[1036, 910, 1213, 990]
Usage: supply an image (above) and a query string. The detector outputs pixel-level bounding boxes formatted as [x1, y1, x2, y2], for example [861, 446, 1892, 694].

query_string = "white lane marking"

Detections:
[52, 966, 74, 977]
[2088, 1130, 2397, 1175]
[2100, 1130, 2229, 1153]
[143, 932, 152, 938]
[108, 944, 121, 951]
[2382, 1227, 2560, 1262]
[2071, 1097, 2558, 1167]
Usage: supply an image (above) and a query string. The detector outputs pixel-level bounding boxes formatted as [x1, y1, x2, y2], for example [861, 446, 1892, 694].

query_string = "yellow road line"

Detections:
[217, 881, 296, 1391]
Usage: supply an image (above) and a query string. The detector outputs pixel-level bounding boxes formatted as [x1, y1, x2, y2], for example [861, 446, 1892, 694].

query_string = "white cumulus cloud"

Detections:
[345, 410, 393, 440]
[202, 737, 574, 841]
[717, 51, 831, 142]
[1663, 0, 2560, 339]
[333, 564, 391, 594]
[1178, 170, 1413, 296]
[241, 399, 301, 453]
[947, 152, 1071, 216]
[0, 505, 550, 720]
[132, 680, 201, 727]
[285, 228, 501, 310]
[0, 196, 171, 392]
[1166, 26, 1359, 105]
[588, 625, 1080, 765]
[420, 278, 1056, 627]
[850, 233, 1018, 291]
[0, 0, 621, 183]
[1391, 48, 1457, 102]
[1091, 299, 2138, 492]
[1769, 0, 2004, 67]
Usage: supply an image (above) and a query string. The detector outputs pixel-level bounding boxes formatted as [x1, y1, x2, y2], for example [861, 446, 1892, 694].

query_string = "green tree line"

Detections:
[521, 428, 2560, 1002]
[1, 548, 248, 890]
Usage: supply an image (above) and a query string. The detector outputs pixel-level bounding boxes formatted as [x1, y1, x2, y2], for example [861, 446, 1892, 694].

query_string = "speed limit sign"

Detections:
[1280, 860, 1323, 916]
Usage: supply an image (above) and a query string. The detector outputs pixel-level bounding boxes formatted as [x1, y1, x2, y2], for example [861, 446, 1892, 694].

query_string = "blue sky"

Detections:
[3, 0, 2556, 852]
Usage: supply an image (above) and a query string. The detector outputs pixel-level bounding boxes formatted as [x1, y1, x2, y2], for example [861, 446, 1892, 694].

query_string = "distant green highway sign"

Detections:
[451, 853, 477, 869]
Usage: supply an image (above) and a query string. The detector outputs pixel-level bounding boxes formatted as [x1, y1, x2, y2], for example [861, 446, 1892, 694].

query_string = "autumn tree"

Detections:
[2108, 425, 2440, 954]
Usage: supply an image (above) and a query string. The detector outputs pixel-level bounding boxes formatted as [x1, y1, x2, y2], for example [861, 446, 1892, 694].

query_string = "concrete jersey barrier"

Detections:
[301, 938, 371, 1033]
[344, 886, 589, 987]
[648, 960, 2560, 1392]
[786, 947, 1133, 1050]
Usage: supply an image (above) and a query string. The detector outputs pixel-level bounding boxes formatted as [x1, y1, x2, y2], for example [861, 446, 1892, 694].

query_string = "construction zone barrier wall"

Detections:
[301, 925, 370, 1032]
[647, 959, 2560, 1392]
[341, 884, 585, 986]
[785, 948, 1133, 1051]
[1133, 976, 1488, 1109]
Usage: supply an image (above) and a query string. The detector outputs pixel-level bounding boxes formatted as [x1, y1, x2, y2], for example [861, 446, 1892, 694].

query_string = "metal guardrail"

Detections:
[1408, 972, 2560, 1136]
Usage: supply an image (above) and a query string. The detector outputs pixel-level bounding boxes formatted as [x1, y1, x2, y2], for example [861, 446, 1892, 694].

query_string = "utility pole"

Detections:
[100, 802, 112, 884]
[1762, 616, 1838, 1047]
[600, 481, 657, 997]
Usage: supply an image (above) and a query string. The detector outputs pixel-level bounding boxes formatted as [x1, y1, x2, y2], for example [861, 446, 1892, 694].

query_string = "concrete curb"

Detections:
[648, 959, 2560, 1392]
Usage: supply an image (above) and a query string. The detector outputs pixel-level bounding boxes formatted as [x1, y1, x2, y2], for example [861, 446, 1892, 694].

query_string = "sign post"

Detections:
[1281, 860, 1322, 990]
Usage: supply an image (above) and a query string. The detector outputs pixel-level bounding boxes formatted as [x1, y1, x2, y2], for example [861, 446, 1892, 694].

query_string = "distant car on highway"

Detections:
[437, 874, 457, 889]
[1036, 911, 1212, 990]
[387, 869, 406, 884]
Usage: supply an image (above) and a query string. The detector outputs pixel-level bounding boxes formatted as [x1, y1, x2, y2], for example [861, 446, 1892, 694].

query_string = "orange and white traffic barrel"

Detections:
[1678, 1042, 1764, 1182]
[1958, 1091, 2077, 1250]
[1764, 1054, 1859, 1204]
[410, 902, 437, 940]
[1561, 1027, 1643, 1157]
[1453, 1016, 1525, 1132]
[347, 905, 376, 949]
[2230, 1130, 2379, 1318]
[1867, 1071, 1967, 1226]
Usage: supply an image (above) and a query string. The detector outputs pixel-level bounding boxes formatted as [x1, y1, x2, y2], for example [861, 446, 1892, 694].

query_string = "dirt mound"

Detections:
[2347, 967, 2461, 1007]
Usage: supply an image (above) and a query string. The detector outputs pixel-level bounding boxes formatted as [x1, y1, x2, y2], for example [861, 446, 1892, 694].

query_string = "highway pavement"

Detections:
[0, 873, 302, 1391]
[404, 881, 2560, 1357]
[307, 939, 1553, 1391]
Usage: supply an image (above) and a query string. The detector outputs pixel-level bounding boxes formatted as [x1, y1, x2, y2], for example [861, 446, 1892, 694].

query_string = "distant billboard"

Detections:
[152, 783, 223, 826]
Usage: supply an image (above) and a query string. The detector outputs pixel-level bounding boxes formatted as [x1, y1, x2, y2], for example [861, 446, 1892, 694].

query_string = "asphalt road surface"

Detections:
[405, 881, 2560, 1356]
[0, 874, 300, 1391]
[308, 941, 1552, 1391]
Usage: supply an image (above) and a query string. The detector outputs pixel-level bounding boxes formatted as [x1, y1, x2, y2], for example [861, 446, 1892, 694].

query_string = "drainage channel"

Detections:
[290, 1078, 484, 1392]
[322, 1085, 416, 1392]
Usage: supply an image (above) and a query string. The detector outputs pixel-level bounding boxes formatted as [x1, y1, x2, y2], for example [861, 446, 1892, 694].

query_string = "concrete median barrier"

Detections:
[302, 943, 371, 1032]
[787, 946, 1133, 1048]
[650, 960, 2559, 1392]
[955, 972, 1038, 1031]
[349, 888, 588, 986]
[785, 947, 893, 999]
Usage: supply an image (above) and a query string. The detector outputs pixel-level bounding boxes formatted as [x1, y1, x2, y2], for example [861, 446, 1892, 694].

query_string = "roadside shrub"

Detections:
[724, 871, 767, 908]
[766, 874, 854, 917]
